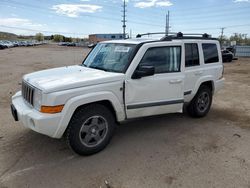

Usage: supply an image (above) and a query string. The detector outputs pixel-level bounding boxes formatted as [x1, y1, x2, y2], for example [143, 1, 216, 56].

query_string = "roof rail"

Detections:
[136, 32, 177, 38]
[161, 32, 216, 41]
[136, 32, 217, 40]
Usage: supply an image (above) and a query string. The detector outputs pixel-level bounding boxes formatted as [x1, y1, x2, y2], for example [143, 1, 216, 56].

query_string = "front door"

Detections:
[125, 45, 184, 119]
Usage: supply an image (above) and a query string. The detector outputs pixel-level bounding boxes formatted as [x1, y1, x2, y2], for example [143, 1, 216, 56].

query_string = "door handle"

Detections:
[169, 79, 182, 84]
[195, 71, 203, 76]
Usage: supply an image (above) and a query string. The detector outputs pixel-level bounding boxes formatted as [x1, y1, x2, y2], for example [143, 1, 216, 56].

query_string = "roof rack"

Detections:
[136, 32, 217, 41]
[136, 32, 177, 38]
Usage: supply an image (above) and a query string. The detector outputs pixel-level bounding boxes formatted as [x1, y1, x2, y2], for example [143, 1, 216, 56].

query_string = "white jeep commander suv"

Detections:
[11, 32, 224, 155]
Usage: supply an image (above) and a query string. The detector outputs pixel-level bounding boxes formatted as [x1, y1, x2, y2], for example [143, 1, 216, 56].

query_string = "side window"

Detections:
[185, 43, 200, 67]
[139, 46, 181, 74]
[202, 43, 219, 64]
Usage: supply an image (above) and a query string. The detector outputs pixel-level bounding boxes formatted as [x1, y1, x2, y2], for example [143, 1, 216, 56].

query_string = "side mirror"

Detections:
[88, 43, 97, 48]
[132, 65, 155, 79]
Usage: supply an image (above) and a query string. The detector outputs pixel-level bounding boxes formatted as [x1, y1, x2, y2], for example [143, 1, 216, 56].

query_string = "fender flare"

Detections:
[53, 91, 125, 138]
[187, 76, 215, 102]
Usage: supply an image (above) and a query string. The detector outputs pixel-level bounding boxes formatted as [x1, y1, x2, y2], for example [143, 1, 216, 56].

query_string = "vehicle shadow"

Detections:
[0, 108, 233, 187]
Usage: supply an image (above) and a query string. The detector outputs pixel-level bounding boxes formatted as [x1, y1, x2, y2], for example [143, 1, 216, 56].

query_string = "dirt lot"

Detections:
[0, 45, 250, 188]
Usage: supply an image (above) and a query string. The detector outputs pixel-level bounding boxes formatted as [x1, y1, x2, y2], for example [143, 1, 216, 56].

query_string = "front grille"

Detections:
[22, 81, 34, 106]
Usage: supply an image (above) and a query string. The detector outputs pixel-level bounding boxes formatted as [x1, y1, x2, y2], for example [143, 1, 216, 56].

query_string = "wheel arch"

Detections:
[194, 77, 215, 96]
[53, 92, 125, 138]
[200, 80, 214, 94]
[73, 100, 118, 122]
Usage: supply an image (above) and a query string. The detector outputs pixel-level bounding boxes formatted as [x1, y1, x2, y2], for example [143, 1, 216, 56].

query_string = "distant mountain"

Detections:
[0, 31, 18, 40]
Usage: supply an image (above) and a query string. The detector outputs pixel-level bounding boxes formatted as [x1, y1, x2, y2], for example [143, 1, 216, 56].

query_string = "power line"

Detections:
[0, 25, 89, 35]
[3, 0, 249, 23]
[0, 0, 164, 28]
[1, 0, 250, 36]
[1, 0, 250, 28]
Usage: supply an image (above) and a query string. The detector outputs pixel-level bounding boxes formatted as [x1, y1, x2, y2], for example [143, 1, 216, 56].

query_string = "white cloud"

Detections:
[0, 18, 43, 27]
[233, 0, 249, 2]
[155, 1, 172, 6]
[134, 0, 173, 8]
[52, 4, 102, 18]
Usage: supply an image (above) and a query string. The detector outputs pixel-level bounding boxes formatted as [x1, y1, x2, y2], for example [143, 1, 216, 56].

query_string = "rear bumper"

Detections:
[11, 91, 62, 138]
[214, 78, 225, 93]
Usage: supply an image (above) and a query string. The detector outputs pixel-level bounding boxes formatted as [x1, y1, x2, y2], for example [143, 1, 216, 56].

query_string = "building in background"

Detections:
[89, 33, 123, 44]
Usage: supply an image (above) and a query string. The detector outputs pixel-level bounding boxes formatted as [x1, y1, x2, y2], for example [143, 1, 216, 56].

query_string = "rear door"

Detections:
[125, 43, 184, 119]
[184, 43, 202, 100]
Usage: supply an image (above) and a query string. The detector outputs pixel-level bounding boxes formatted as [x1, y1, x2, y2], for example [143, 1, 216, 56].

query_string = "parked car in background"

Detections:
[1, 41, 14, 48]
[222, 50, 233, 62]
[58, 42, 77, 46]
[67, 42, 76, 46]
[0, 40, 46, 50]
[58, 42, 69, 46]
[0, 41, 8, 49]
[18, 41, 27, 46]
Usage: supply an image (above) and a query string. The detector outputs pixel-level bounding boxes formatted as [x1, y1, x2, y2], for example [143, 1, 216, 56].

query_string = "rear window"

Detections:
[185, 43, 199, 67]
[202, 43, 219, 64]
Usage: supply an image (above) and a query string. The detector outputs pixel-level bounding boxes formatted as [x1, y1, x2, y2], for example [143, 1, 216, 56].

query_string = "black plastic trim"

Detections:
[11, 104, 18, 121]
[122, 81, 127, 119]
[127, 99, 184, 110]
[122, 40, 159, 73]
[184, 90, 192, 95]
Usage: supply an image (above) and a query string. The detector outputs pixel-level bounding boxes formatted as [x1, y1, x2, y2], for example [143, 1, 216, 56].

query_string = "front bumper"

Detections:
[11, 91, 62, 138]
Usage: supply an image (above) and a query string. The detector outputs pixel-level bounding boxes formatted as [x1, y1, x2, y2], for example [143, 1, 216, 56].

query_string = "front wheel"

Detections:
[66, 104, 116, 155]
[187, 85, 212, 118]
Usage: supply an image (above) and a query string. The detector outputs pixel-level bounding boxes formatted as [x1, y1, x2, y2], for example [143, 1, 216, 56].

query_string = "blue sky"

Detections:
[0, 0, 250, 38]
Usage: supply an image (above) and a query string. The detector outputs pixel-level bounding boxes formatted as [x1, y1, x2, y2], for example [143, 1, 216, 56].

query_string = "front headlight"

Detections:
[33, 89, 42, 111]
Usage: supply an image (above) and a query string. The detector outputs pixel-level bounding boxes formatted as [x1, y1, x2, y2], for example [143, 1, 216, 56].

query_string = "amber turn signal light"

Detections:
[40, 105, 64, 114]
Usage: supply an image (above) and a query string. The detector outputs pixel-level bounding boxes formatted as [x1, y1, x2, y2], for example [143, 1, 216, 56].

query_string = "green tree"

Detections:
[35, 33, 44, 41]
[64, 37, 72, 42]
[53, 34, 64, 42]
[219, 35, 228, 45]
[230, 33, 250, 45]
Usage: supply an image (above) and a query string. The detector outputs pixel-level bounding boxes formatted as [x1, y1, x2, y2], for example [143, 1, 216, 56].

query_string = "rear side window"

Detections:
[185, 43, 199, 67]
[139, 46, 181, 74]
[202, 43, 219, 64]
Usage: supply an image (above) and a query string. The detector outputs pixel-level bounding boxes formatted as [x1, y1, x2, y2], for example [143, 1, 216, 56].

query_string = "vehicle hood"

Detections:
[23, 65, 124, 93]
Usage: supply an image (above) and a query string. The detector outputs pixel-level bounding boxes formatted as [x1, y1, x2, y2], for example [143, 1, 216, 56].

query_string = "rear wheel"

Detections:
[187, 85, 212, 118]
[66, 104, 116, 155]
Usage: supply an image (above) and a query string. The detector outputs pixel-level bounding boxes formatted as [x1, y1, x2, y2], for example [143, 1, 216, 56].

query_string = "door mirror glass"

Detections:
[132, 65, 155, 79]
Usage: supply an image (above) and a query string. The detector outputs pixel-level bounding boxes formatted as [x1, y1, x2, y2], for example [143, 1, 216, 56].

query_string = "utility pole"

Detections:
[220, 27, 225, 40]
[122, 0, 127, 39]
[165, 11, 170, 36]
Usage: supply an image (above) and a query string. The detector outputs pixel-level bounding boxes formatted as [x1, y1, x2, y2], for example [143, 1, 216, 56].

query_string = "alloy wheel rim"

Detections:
[197, 92, 210, 113]
[79, 115, 108, 147]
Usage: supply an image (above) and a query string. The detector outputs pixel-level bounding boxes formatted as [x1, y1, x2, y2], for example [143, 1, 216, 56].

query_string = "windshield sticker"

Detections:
[114, 46, 131, 53]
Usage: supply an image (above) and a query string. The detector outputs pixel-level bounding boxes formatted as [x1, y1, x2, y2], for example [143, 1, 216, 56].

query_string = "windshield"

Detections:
[82, 43, 136, 73]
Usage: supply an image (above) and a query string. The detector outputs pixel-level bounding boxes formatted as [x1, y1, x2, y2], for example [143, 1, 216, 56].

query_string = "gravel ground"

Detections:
[0, 45, 250, 188]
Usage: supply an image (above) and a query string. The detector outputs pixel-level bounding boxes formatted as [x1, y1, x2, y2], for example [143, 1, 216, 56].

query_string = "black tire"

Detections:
[187, 85, 212, 118]
[66, 104, 116, 155]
